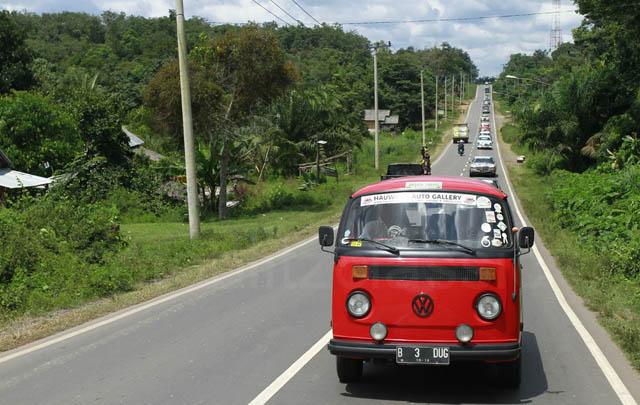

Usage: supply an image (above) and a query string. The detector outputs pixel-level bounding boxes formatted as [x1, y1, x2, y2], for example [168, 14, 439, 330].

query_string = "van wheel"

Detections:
[336, 357, 363, 383]
[497, 356, 521, 388]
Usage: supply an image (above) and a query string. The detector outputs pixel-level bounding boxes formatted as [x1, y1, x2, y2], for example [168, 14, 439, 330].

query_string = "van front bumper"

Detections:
[328, 339, 520, 362]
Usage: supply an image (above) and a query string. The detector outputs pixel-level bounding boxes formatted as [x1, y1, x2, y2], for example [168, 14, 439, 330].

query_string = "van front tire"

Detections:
[336, 357, 363, 383]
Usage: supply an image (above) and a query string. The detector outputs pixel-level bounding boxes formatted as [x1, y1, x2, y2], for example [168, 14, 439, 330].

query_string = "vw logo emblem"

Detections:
[412, 294, 434, 317]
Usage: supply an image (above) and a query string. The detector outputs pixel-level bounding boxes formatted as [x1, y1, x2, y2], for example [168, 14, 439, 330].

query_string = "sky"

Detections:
[2, 0, 585, 77]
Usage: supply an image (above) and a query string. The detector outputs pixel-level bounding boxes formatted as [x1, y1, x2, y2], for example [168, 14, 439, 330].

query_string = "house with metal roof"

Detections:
[122, 126, 165, 161]
[363, 109, 399, 135]
[0, 148, 53, 205]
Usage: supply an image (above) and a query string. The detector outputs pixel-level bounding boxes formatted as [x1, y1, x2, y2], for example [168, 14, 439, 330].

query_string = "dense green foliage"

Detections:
[546, 166, 640, 280]
[491, 0, 640, 283]
[0, 91, 80, 175]
[493, 0, 640, 173]
[0, 11, 35, 94]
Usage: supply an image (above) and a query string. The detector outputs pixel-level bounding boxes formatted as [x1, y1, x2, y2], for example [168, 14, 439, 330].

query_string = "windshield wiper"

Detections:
[344, 238, 399, 255]
[407, 239, 476, 255]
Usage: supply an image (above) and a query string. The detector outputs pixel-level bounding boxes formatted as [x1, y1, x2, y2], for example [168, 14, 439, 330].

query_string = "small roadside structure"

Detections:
[122, 126, 165, 162]
[0, 148, 52, 206]
[363, 109, 399, 135]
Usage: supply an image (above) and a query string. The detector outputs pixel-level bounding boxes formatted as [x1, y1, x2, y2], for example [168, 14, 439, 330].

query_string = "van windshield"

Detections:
[339, 191, 511, 249]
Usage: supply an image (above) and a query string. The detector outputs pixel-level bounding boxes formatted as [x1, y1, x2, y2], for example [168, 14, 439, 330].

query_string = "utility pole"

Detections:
[452, 75, 455, 114]
[175, 0, 200, 239]
[434, 76, 438, 133]
[444, 76, 447, 121]
[460, 72, 463, 105]
[373, 45, 380, 170]
[420, 69, 425, 146]
[370, 41, 390, 170]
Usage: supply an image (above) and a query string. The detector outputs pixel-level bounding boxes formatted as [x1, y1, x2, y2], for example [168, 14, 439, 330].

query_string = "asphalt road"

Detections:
[1, 87, 638, 405]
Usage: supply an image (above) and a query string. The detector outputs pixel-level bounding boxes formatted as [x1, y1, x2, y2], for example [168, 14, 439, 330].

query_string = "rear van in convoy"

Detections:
[318, 176, 534, 388]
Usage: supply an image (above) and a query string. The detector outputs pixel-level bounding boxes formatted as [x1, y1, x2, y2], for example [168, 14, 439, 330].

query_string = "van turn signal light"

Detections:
[479, 267, 496, 281]
[352, 265, 369, 279]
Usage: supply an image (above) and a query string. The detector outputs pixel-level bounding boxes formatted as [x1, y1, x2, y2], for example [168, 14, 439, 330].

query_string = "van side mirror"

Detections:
[518, 227, 535, 249]
[318, 226, 334, 247]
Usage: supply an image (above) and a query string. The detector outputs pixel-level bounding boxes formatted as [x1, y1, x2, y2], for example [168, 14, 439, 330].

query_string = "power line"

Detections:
[211, 8, 579, 27]
[269, 0, 305, 26]
[289, 0, 322, 25]
[210, 2, 640, 28]
[335, 8, 581, 25]
[250, 0, 290, 26]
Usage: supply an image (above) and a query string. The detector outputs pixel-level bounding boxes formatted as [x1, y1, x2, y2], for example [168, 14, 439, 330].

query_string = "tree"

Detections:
[143, 59, 226, 147]
[0, 11, 35, 94]
[69, 90, 132, 167]
[267, 86, 367, 176]
[0, 91, 80, 176]
[191, 24, 296, 219]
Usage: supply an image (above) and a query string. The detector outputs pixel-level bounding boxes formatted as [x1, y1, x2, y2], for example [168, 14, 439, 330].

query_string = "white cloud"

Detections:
[2, 0, 586, 76]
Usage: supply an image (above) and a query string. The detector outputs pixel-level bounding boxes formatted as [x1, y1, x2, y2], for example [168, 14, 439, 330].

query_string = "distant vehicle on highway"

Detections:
[477, 136, 493, 149]
[469, 156, 496, 177]
[318, 176, 535, 388]
[452, 123, 469, 143]
[381, 163, 425, 180]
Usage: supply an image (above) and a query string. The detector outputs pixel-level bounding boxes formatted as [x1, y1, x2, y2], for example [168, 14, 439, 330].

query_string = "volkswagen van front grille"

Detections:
[368, 265, 479, 281]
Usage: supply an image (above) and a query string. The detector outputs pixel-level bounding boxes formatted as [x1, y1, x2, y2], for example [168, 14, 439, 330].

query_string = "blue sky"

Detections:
[2, 0, 584, 76]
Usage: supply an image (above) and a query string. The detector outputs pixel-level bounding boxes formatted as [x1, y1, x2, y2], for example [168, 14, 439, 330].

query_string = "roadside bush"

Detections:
[546, 163, 640, 279]
[525, 152, 566, 176]
[0, 197, 127, 312]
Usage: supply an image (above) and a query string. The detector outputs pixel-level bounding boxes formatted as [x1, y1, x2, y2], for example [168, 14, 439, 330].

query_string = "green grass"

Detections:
[496, 103, 640, 371]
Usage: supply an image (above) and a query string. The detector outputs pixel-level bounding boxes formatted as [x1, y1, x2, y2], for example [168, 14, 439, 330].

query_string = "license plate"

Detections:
[396, 346, 450, 365]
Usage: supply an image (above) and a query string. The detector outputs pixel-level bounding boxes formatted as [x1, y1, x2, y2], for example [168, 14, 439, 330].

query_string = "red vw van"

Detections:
[318, 176, 534, 388]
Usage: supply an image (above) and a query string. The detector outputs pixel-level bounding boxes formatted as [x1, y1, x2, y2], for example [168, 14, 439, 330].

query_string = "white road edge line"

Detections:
[248, 330, 332, 405]
[492, 93, 637, 405]
[0, 233, 320, 365]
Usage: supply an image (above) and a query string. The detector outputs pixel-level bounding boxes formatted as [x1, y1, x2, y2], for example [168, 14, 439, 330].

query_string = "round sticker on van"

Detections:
[477, 197, 491, 209]
[481, 223, 491, 233]
[481, 236, 491, 247]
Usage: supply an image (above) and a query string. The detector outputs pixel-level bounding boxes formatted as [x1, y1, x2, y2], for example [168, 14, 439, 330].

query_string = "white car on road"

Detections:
[469, 156, 497, 177]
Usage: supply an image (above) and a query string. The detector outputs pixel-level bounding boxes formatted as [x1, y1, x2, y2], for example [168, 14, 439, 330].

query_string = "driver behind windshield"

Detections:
[360, 204, 407, 240]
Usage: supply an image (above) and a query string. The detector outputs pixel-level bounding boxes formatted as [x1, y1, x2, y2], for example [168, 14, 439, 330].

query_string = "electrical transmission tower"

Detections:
[550, 0, 563, 50]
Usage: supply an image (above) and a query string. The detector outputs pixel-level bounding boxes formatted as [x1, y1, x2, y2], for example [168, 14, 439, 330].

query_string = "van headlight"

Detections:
[346, 291, 371, 318]
[476, 293, 502, 320]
